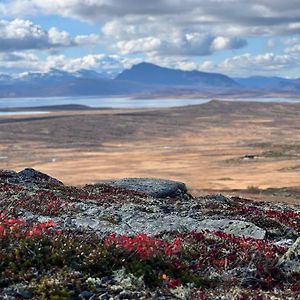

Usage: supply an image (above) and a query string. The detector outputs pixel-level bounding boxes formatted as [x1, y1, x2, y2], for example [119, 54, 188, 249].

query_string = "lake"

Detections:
[0, 111, 50, 116]
[0, 96, 300, 115]
[0, 96, 211, 109]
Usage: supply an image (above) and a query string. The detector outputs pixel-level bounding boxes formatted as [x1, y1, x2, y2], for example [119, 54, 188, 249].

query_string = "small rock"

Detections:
[100, 276, 114, 285]
[117, 290, 134, 299]
[79, 290, 94, 299]
[102, 178, 187, 198]
[274, 239, 294, 248]
[73, 218, 100, 230]
[16, 288, 33, 299]
[277, 237, 300, 275]
[98, 292, 109, 300]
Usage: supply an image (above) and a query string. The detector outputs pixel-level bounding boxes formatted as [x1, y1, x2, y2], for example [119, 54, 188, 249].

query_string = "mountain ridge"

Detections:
[116, 62, 239, 88]
[0, 62, 300, 98]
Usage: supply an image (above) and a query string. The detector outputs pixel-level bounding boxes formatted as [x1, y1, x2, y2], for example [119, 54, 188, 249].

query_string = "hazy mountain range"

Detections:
[0, 62, 299, 98]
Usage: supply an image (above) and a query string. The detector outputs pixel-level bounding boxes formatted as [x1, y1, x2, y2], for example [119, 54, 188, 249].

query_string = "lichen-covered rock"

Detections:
[196, 219, 266, 240]
[18, 168, 64, 186]
[277, 237, 300, 275]
[0, 169, 18, 180]
[102, 178, 187, 198]
[0, 168, 63, 187]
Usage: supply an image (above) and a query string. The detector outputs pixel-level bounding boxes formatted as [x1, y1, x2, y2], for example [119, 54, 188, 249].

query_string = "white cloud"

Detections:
[142, 50, 300, 77]
[0, 1, 300, 77]
[9, 0, 300, 58]
[212, 36, 247, 51]
[284, 38, 300, 55]
[116, 37, 162, 54]
[3, 0, 300, 37]
[206, 52, 300, 76]
[112, 31, 246, 56]
[74, 34, 101, 45]
[0, 19, 100, 52]
[0, 51, 40, 73]
[48, 27, 71, 46]
[285, 37, 300, 46]
[0, 51, 142, 76]
[284, 44, 300, 54]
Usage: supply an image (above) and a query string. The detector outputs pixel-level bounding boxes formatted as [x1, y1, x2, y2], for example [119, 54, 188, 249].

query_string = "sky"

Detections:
[0, 0, 300, 78]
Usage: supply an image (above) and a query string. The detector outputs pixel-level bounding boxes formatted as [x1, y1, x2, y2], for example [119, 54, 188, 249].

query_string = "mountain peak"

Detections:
[117, 62, 238, 88]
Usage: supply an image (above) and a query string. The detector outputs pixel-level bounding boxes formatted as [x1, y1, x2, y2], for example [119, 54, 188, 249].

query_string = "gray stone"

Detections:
[0, 169, 18, 180]
[16, 288, 33, 299]
[196, 219, 266, 240]
[275, 239, 295, 248]
[68, 210, 265, 240]
[118, 213, 197, 235]
[102, 178, 187, 198]
[278, 237, 300, 275]
[73, 218, 100, 230]
[79, 290, 94, 299]
[0, 168, 63, 187]
[18, 168, 63, 186]
[99, 292, 109, 300]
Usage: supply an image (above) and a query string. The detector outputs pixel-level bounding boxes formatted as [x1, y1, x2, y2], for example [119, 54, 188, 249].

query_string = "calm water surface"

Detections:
[0, 96, 300, 116]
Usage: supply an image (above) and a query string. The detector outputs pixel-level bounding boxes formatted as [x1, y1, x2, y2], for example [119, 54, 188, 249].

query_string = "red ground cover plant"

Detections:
[0, 217, 57, 238]
[103, 230, 290, 290]
[0, 215, 299, 298]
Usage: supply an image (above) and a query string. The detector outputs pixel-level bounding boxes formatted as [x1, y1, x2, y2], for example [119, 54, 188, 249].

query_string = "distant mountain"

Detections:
[0, 74, 12, 84]
[0, 63, 300, 98]
[73, 69, 110, 80]
[117, 62, 239, 88]
[16, 69, 75, 86]
[234, 76, 300, 91]
[0, 69, 154, 98]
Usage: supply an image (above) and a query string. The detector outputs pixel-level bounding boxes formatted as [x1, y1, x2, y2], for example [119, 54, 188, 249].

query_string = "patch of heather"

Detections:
[0, 182, 71, 216]
[0, 221, 299, 299]
[197, 195, 300, 238]
[57, 183, 148, 205]
[0, 181, 148, 218]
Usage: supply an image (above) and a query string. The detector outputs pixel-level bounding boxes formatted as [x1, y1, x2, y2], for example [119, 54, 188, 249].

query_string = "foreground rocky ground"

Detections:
[1, 169, 300, 299]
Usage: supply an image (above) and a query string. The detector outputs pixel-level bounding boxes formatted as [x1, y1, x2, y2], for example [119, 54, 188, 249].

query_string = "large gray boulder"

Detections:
[102, 178, 188, 198]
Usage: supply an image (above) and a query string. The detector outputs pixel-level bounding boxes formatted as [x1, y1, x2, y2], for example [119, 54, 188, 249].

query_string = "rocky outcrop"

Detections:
[46, 206, 266, 239]
[1, 169, 300, 299]
[0, 168, 63, 187]
[102, 178, 188, 198]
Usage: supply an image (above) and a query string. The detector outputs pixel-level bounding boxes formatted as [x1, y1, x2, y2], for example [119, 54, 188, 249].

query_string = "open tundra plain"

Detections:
[0, 100, 300, 197]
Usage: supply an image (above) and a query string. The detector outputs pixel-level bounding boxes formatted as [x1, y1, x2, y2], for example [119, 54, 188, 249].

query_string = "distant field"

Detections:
[1, 100, 300, 196]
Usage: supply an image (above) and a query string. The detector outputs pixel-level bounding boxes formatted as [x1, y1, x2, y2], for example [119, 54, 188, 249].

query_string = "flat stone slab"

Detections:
[196, 219, 266, 240]
[102, 178, 187, 198]
[59, 208, 265, 239]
